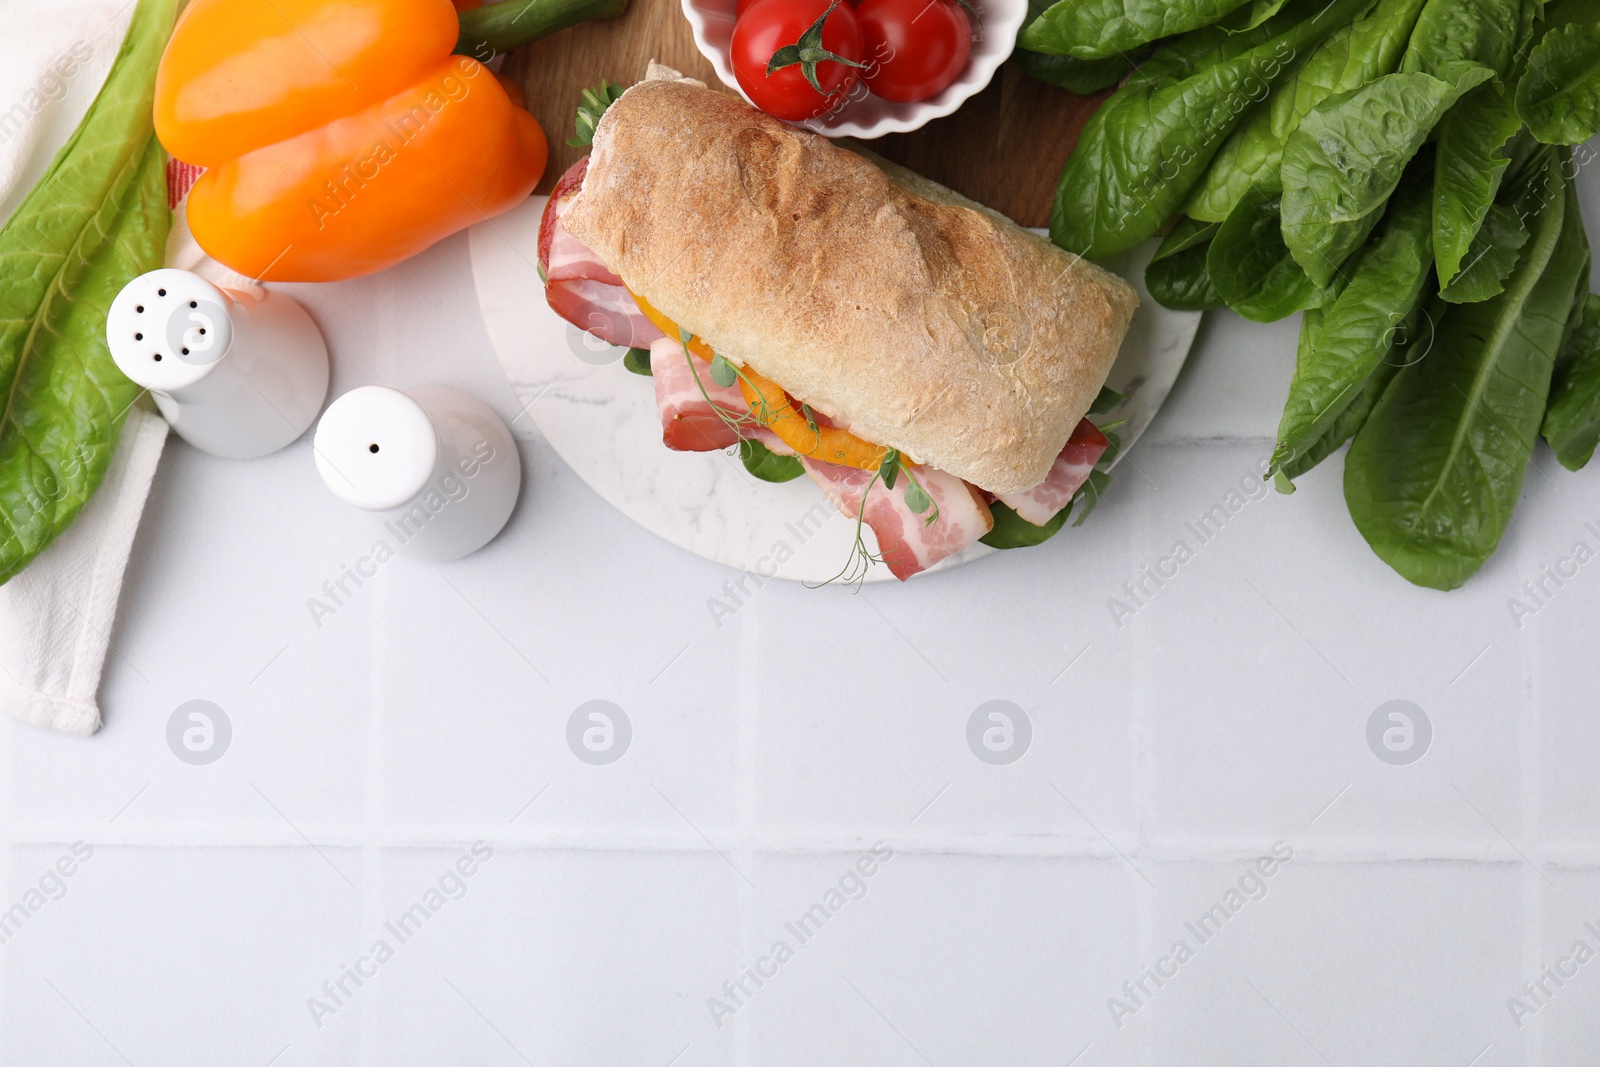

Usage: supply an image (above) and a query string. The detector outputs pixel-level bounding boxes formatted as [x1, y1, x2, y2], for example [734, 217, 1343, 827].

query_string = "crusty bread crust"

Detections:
[561, 77, 1138, 494]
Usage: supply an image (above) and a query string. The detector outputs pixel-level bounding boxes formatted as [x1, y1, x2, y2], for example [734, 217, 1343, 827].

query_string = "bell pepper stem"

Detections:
[454, 0, 632, 59]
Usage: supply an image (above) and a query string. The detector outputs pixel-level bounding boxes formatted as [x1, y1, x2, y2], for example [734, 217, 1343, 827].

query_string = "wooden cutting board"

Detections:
[503, 0, 1105, 227]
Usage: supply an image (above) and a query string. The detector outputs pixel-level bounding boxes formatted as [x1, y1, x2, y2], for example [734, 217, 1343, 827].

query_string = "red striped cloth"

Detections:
[166, 159, 203, 210]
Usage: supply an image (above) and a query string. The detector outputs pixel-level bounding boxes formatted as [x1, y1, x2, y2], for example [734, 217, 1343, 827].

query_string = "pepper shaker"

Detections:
[312, 386, 521, 561]
[105, 268, 329, 459]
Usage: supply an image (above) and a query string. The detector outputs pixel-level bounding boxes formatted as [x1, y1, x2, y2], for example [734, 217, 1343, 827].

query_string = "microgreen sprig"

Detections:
[902, 469, 936, 522]
[808, 463, 890, 590]
[808, 447, 944, 589]
[879, 448, 902, 489]
[674, 333, 942, 580]
[877, 448, 939, 525]
[671, 325, 829, 478]
[678, 333, 763, 442]
[709, 350, 738, 387]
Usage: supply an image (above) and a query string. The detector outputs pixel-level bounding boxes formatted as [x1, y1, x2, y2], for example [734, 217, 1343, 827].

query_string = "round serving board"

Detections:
[469, 198, 1201, 583]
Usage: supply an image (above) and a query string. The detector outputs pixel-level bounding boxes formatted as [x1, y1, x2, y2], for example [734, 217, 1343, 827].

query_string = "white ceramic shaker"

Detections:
[312, 386, 521, 562]
[105, 268, 329, 458]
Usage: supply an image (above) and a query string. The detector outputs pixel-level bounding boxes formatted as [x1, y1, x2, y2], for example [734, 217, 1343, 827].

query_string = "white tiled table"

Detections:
[1, 172, 1597, 1066]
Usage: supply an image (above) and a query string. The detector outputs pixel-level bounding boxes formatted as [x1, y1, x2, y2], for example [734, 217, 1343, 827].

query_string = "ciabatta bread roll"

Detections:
[561, 72, 1138, 495]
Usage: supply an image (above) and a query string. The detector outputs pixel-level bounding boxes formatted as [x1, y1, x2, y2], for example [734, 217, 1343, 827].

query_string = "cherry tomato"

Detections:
[737, 0, 854, 16]
[731, 0, 865, 121]
[856, 0, 972, 103]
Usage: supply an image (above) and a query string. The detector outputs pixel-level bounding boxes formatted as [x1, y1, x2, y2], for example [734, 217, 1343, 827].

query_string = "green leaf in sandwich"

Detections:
[738, 437, 804, 483]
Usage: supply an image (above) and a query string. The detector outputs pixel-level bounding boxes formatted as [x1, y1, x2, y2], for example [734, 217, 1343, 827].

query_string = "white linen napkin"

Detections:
[0, 2, 247, 735]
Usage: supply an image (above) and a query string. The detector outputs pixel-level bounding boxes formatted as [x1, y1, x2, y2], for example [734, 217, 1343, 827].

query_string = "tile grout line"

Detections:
[7, 831, 1599, 862]
[733, 581, 761, 1067]
[1521, 589, 1543, 1066]
[1132, 474, 1157, 1067]
[354, 225, 399, 1067]
[358, 570, 390, 1067]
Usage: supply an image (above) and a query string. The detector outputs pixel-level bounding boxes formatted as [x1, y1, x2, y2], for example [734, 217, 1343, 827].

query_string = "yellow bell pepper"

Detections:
[154, 0, 553, 281]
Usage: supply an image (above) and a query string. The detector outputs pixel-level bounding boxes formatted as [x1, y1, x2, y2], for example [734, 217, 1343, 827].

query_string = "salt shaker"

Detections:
[312, 386, 521, 562]
[105, 268, 329, 459]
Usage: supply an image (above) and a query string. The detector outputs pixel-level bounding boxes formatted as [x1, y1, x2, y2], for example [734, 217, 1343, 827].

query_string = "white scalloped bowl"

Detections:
[681, 0, 1026, 138]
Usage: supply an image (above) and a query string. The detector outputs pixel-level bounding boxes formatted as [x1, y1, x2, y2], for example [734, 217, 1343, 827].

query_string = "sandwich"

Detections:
[539, 65, 1138, 581]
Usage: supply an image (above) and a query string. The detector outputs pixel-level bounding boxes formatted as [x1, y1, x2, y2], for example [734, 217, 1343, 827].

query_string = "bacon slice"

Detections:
[545, 164, 620, 287]
[994, 419, 1109, 526]
[547, 219, 621, 285]
[546, 276, 664, 350]
[650, 336, 747, 452]
[539, 157, 663, 350]
[747, 428, 795, 456]
[537, 157, 590, 274]
[802, 459, 993, 581]
[645, 334, 800, 457]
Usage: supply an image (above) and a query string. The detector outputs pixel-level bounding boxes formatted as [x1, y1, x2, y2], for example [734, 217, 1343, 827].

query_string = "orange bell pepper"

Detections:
[631, 290, 717, 362]
[154, 0, 547, 282]
[736, 366, 890, 470]
[632, 289, 890, 470]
